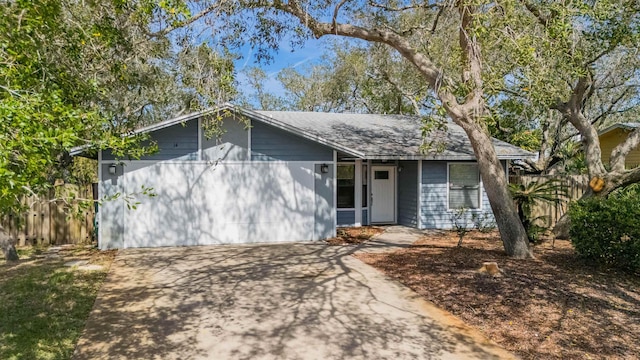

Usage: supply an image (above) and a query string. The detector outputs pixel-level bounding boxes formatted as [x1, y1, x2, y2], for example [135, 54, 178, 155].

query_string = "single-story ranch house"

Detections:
[75, 103, 532, 249]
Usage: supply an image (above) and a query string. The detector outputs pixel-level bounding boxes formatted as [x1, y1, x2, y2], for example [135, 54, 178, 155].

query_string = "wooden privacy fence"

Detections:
[509, 174, 589, 228]
[1, 184, 97, 246]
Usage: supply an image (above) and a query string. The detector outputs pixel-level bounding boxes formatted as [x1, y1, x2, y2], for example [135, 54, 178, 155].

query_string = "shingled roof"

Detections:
[251, 110, 533, 160]
[71, 103, 534, 160]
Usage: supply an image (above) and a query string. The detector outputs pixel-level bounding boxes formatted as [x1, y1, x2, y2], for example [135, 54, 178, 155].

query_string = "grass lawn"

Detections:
[0, 247, 115, 360]
[356, 230, 640, 360]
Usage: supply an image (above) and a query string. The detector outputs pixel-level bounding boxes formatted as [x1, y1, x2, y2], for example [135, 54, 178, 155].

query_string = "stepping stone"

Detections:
[76, 264, 104, 271]
[64, 260, 90, 267]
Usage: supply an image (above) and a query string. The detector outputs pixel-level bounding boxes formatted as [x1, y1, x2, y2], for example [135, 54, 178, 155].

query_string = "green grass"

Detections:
[0, 259, 108, 360]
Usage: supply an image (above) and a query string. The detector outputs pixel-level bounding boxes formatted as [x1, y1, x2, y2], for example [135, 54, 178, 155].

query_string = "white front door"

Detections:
[371, 166, 396, 223]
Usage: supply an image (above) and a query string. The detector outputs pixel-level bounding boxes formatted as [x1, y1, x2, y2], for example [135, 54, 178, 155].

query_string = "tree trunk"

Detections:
[457, 121, 534, 258]
[1, 226, 19, 261]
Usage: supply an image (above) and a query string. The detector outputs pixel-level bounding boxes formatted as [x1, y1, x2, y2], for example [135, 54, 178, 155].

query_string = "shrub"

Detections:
[450, 208, 471, 247]
[569, 186, 640, 272]
[510, 180, 568, 244]
[471, 212, 496, 233]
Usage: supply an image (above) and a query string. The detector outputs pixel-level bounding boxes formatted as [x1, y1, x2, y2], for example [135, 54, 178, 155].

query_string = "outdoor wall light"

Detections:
[320, 164, 329, 174]
[398, 165, 404, 173]
[108, 164, 117, 175]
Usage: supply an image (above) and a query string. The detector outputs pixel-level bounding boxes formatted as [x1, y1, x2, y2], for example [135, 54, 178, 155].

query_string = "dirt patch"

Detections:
[326, 226, 385, 245]
[356, 230, 640, 360]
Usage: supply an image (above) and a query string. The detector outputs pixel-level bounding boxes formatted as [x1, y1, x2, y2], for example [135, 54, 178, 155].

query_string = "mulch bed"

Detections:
[356, 230, 640, 360]
[326, 226, 385, 245]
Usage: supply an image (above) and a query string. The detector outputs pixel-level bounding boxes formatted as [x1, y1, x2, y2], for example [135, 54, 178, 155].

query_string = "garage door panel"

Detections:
[121, 162, 317, 248]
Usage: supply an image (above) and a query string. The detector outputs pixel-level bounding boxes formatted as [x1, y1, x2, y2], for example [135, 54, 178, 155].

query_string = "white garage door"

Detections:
[119, 162, 318, 248]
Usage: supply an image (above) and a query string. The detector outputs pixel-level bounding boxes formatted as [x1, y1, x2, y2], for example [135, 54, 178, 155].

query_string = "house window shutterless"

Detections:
[337, 164, 368, 208]
[448, 163, 481, 209]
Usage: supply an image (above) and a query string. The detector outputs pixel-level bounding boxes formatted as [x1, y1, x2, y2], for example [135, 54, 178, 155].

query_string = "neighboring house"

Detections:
[74, 103, 532, 249]
[598, 122, 640, 168]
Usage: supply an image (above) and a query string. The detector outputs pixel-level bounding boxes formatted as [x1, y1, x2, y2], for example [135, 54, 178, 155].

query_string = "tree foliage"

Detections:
[0, 0, 237, 215]
[569, 185, 640, 272]
[262, 42, 431, 114]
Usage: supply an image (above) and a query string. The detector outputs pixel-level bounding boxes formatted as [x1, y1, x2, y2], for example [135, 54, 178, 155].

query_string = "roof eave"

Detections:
[598, 122, 640, 136]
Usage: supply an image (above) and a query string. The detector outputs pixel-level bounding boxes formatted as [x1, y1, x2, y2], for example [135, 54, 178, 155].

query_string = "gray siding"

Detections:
[99, 161, 124, 249]
[420, 160, 496, 229]
[314, 164, 335, 239]
[201, 116, 248, 161]
[337, 210, 355, 226]
[398, 160, 418, 227]
[103, 121, 198, 161]
[251, 121, 333, 161]
[336, 210, 370, 226]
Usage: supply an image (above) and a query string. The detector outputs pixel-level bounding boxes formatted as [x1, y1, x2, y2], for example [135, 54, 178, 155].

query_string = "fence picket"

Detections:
[509, 174, 589, 228]
[1, 184, 96, 246]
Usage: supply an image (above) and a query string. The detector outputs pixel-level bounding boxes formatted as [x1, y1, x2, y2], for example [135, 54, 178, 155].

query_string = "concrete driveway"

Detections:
[73, 242, 514, 360]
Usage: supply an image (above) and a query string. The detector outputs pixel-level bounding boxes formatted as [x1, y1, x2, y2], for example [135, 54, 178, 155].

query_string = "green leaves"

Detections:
[570, 188, 640, 272]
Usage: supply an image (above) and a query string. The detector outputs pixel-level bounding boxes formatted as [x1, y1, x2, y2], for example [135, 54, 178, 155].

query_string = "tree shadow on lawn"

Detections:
[72, 243, 510, 360]
[356, 234, 640, 360]
[0, 259, 109, 360]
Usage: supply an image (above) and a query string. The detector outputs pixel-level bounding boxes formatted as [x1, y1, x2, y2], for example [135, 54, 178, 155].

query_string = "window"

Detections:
[337, 165, 355, 208]
[362, 165, 367, 207]
[374, 170, 389, 179]
[449, 163, 481, 209]
[337, 164, 368, 208]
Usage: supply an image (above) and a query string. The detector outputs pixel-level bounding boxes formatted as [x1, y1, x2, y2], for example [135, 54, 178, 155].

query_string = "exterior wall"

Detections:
[397, 160, 418, 227]
[337, 210, 355, 226]
[103, 121, 198, 161]
[420, 160, 498, 229]
[201, 116, 249, 161]
[336, 209, 370, 226]
[314, 164, 335, 240]
[97, 115, 342, 248]
[99, 162, 125, 249]
[600, 128, 640, 168]
[251, 121, 333, 161]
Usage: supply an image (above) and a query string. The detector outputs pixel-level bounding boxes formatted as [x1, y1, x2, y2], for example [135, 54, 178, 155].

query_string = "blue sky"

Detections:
[234, 37, 330, 105]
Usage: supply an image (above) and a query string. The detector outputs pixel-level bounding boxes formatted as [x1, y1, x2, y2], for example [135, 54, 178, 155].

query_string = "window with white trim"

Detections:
[337, 164, 368, 208]
[337, 165, 355, 208]
[448, 163, 481, 209]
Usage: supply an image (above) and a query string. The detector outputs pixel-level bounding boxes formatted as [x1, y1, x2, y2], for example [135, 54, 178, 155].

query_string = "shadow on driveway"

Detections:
[73, 243, 514, 360]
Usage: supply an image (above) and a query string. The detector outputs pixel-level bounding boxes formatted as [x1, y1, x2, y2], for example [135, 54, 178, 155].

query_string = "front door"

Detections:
[371, 166, 396, 223]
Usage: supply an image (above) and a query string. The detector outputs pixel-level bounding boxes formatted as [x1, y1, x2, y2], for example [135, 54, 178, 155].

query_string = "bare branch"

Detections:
[151, 4, 219, 37]
[519, 0, 551, 26]
[430, 4, 446, 34]
[332, 0, 348, 32]
[458, 5, 484, 114]
[367, 1, 440, 12]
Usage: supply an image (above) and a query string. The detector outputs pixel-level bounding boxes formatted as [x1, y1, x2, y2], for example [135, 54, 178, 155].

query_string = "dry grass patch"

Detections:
[356, 230, 640, 360]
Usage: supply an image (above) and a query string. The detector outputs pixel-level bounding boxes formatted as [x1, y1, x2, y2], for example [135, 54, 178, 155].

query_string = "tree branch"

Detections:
[458, 4, 484, 115]
[271, 0, 464, 118]
[610, 128, 640, 172]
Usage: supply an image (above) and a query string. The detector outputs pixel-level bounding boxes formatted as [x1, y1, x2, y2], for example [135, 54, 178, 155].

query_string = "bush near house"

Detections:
[569, 186, 640, 272]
